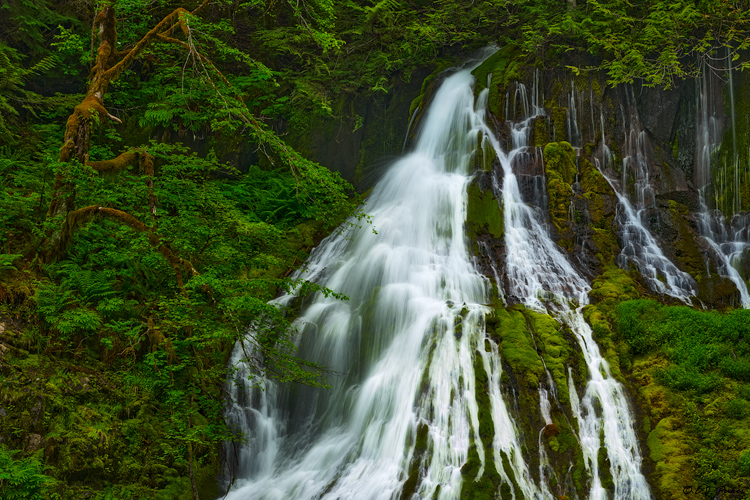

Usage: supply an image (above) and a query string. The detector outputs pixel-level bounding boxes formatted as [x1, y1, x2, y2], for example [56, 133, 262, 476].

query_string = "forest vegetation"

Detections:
[2, 0, 750, 499]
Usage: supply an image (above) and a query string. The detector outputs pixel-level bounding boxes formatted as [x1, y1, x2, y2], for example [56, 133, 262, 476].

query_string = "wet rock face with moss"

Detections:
[465, 170, 505, 280]
[460, 48, 750, 500]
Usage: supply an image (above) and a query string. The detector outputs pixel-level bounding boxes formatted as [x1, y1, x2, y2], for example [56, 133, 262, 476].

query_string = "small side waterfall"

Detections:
[596, 87, 697, 302]
[479, 88, 652, 499]
[695, 63, 750, 307]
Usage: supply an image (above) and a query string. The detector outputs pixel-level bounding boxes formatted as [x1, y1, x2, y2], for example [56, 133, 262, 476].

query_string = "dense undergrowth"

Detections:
[0, 137, 354, 498]
[615, 300, 750, 498]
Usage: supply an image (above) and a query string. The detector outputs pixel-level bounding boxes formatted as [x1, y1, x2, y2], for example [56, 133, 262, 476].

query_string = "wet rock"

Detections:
[27, 433, 43, 453]
[657, 190, 700, 212]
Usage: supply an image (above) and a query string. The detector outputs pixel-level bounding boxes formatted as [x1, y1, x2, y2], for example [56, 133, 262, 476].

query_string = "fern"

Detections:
[0, 445, 56, 500]
[365, 0, 401, 26]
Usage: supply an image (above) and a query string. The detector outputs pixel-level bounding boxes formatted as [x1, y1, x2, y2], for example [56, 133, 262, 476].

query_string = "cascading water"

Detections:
[595, 87, 696, 302]
[479, 85, 653, 499]
[223, 56, 656, 500]
[695, 63, 750, 307]
[223, 57, 549, 500]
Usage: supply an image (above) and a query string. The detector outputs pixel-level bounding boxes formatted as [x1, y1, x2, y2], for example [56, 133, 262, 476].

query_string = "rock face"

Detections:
[445, 51, 750, 500]
[463, 54, 749, 308]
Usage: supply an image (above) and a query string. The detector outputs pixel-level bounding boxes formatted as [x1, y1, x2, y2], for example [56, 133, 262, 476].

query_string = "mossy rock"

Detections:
[579, 157, 610, 195]
[471, 45, 523, 120]
[544, 142, 577, 185]
[490, 307, 543, 389]
[466, 182, 504, 252]
[521, 309, 570, 404]
[544, 142, 577, 244]
[647, 417, 694, 499]
[666, 200, 705, 279]
[550, 107, 568, 143]
[589, 268, 640, 307]
[461, 353, 503, 500]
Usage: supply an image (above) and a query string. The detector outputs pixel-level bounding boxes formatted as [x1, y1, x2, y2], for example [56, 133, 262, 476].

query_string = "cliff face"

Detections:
[466, 51, 749, 308]
[453, 51, 750, 499]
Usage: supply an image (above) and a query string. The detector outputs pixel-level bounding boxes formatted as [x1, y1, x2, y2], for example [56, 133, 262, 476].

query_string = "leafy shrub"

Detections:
[725, 399, 750, 420]
[0, 446, 56, 500]
[656, 366, 721, 394]
[719, 357, 750, 382]
[616, 300, 750, 390]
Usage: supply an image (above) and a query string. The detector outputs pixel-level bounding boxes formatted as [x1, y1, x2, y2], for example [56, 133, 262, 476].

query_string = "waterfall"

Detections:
[695, 63, 750, 307]
[223, 57, 654, 500]
[479, 89, 653, 500]
[595, 87, 697, 303]
[223, 56, 548, 500]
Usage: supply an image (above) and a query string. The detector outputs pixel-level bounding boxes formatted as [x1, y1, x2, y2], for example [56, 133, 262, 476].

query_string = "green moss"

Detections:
[469, 132, 497, 172]
[490, 307, 544, 389]
[579, 157, 610, 195]
[589, 269, 640, 306]
[531, 116, 548, 147]
[551, 107, 568, 143]
[544, 141, 577, 247]
[646, 417, 694, 499]
[465, 182, 504, 253]
[584, 269, 642, 381]
[522, 309, 570, 404]
[471, 45, 523, 120]
[544, 142, 577, 185]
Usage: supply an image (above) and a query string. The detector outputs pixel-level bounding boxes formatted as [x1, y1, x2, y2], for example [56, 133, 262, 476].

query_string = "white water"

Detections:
[480, 81, 652, 499]
[224, 58, 548, 500]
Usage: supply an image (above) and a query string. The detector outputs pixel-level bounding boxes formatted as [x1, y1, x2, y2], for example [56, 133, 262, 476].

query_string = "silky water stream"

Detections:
[223, 58, 652, 499]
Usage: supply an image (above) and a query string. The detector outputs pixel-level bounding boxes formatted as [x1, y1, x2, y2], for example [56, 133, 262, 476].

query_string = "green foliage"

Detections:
[725, 399, 750, 419]
[0, 446, 57, 500]
[0, 152, 55, 251]
[617, 299, 750, 392]
[0, 46, 56, 143]
[8, 137, 351, 496]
